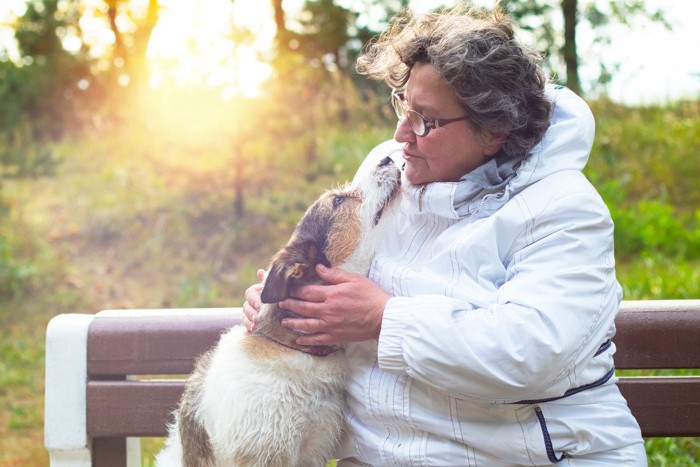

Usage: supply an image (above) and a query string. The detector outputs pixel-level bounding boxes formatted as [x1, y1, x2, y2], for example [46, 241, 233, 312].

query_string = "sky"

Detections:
[578, 0, 700, 104]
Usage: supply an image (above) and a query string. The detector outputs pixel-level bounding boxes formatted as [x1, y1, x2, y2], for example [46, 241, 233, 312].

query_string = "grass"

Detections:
[0, 317, 53, 466]
[0, 99, 698, 465]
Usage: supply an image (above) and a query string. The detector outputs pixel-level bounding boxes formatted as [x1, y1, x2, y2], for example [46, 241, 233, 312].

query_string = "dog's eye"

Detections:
[333, 196, 344, 207]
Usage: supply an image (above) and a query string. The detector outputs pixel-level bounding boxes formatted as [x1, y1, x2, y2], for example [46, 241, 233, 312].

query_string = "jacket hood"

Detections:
[398, 84, 596, 220]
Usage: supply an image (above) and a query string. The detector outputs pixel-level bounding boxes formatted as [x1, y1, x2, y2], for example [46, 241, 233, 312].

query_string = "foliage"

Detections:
[0, 0, 97, 203]
[645, 437, 700, 467]
[609, 199, 700, 260]
[0, 122, 61, 179]
[588, 99, 700, 209]
[617, 256, 700, 301]
[0, 215, 36, 299]
[586, 100, 700, 271]
[1, 0, 95, 141]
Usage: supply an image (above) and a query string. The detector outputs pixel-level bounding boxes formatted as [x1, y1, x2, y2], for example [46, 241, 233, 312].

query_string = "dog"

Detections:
[156, 156, 402, 467]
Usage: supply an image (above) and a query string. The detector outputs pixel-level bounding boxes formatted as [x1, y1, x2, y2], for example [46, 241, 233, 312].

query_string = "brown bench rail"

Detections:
[46, 300, 700, 465]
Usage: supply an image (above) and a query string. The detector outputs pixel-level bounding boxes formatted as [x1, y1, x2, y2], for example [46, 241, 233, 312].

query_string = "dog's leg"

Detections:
[179, 352, 217, 467]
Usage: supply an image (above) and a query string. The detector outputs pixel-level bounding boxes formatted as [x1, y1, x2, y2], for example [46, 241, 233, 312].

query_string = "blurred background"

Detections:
[0, 0, 698, 465]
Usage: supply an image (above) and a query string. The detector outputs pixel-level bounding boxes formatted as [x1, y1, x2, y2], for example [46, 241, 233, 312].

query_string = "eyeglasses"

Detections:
[391, 90, 471, 137]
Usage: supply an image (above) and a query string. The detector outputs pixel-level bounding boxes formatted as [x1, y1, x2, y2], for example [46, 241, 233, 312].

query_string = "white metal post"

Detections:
[45, 313, 95, 466]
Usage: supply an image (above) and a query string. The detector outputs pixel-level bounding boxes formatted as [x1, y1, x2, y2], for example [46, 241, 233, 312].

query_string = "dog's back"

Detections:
[156, 326, 347, 467]
[158, 326, 345, 467]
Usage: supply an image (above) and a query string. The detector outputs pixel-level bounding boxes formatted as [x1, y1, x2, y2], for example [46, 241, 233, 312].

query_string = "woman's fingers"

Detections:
[242, 275, 265, 332]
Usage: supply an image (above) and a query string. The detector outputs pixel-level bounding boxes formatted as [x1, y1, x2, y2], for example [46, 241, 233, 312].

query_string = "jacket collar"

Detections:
[403, 153, 522, 220]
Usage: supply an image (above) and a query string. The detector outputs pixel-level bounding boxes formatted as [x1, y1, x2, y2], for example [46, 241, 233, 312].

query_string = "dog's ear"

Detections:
[260, 239, 330, 304]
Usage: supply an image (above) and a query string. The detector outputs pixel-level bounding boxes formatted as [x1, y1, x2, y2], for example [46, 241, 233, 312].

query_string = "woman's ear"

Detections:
[483, 132, 506, 157]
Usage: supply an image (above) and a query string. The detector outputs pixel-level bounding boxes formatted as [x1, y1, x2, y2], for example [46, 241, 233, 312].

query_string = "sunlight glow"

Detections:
[0, 0, 24, 62]
[147, 0, 274, 98]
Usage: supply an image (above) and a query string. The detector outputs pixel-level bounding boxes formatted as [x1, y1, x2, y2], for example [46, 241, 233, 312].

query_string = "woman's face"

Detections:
[394, 62, 502, 185]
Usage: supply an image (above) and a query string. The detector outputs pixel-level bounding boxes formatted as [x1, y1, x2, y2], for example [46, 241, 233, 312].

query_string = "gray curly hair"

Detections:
[356, 4, 552, 159]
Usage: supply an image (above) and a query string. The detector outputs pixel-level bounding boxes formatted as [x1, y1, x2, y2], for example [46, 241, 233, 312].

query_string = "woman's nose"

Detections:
[393, 116, 416, 143]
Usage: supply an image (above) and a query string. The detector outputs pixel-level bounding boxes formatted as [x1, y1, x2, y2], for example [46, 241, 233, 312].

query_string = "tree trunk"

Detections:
[105, 0, 159, 88]
[561, 0, 581, 95]
[271, 0, 288, 53]
[106, 0, 127, 64]
[130, 0, 159, 87]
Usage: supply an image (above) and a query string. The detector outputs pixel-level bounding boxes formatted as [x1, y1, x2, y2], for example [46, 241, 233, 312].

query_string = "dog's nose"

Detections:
[378, 157, 394, 167]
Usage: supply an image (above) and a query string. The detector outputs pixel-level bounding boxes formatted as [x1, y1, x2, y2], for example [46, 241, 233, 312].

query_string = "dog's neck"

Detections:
[253, 304, 339, 357]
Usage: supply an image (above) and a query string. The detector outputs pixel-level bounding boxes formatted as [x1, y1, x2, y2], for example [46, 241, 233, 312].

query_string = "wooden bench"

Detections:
[44, 300, 700, 466]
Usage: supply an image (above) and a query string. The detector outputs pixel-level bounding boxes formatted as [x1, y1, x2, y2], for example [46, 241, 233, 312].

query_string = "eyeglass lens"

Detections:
[392, 92, 427, 136]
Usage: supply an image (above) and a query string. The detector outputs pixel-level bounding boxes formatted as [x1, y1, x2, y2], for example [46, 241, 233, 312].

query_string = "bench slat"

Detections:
[87, 380, 182, 437]
[618, 376, 700, 437]
[88, 314, 240, 376]
[615, 300, 700, 369]
[86, 377, 700, 439]
[86, 302, 700, 376]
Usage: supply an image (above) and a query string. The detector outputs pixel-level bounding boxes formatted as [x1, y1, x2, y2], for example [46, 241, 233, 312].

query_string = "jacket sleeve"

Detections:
[376, 183, 622, 403]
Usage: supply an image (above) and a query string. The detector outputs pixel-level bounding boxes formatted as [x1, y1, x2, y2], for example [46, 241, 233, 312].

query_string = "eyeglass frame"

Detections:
[391, 89, 471, 137]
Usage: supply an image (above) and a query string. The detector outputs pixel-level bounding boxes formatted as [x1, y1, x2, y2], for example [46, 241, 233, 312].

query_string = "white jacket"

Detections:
[339, 86, 644, 466]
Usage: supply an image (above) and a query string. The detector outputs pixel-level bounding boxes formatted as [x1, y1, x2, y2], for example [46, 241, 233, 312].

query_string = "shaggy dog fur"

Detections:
[156, 157, 401, 467]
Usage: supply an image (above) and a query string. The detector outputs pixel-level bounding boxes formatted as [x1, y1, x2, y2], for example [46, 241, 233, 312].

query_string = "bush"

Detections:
[588, 100, 700, 209]
[608, 198, 700, 261]
[0, 208, 36, 299]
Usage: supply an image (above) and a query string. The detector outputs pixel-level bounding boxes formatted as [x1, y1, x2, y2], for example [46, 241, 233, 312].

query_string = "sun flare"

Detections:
[147, 0, 275, 98]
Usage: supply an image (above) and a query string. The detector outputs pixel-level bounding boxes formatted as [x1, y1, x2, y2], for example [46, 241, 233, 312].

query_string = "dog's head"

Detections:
[260, 157, 401, 304]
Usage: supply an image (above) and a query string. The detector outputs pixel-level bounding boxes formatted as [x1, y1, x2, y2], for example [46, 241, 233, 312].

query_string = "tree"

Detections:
[503, 0, 668, 96]
[561, 0, 580, 94]
[104, 0, 160, 89]
[271, 0, 291, 54]
[5, 0, 93, 140]
[0, 0, 94, 184]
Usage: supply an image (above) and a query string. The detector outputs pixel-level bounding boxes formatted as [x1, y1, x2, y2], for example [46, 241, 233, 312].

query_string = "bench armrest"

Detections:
[45, 313, 95, 466]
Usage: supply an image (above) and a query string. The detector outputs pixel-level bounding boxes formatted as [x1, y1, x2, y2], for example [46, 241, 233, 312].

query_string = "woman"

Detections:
[244, 5, 646, 465]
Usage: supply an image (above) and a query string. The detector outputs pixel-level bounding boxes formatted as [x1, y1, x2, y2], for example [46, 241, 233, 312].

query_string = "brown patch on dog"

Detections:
[311, 190, 363, 267]
[326, 214, 362, 266]
[261, 240, 329, 304]
[240, 333, 295, 360]
[179, 351, 215, 467]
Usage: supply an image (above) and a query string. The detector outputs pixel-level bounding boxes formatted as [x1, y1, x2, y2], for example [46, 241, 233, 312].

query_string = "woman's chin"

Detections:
[403, 164, 428, 186]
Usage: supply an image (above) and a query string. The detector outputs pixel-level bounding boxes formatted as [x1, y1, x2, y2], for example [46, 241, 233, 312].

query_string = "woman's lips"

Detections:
[403, 149, 419, 161]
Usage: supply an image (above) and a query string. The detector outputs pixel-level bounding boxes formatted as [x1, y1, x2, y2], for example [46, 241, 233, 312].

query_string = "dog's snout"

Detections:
[378, 157, 393, 167]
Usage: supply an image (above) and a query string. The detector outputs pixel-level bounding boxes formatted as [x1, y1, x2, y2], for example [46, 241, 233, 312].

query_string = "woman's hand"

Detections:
[280, 264, 391, 346]
[242, 269, 266, 332]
